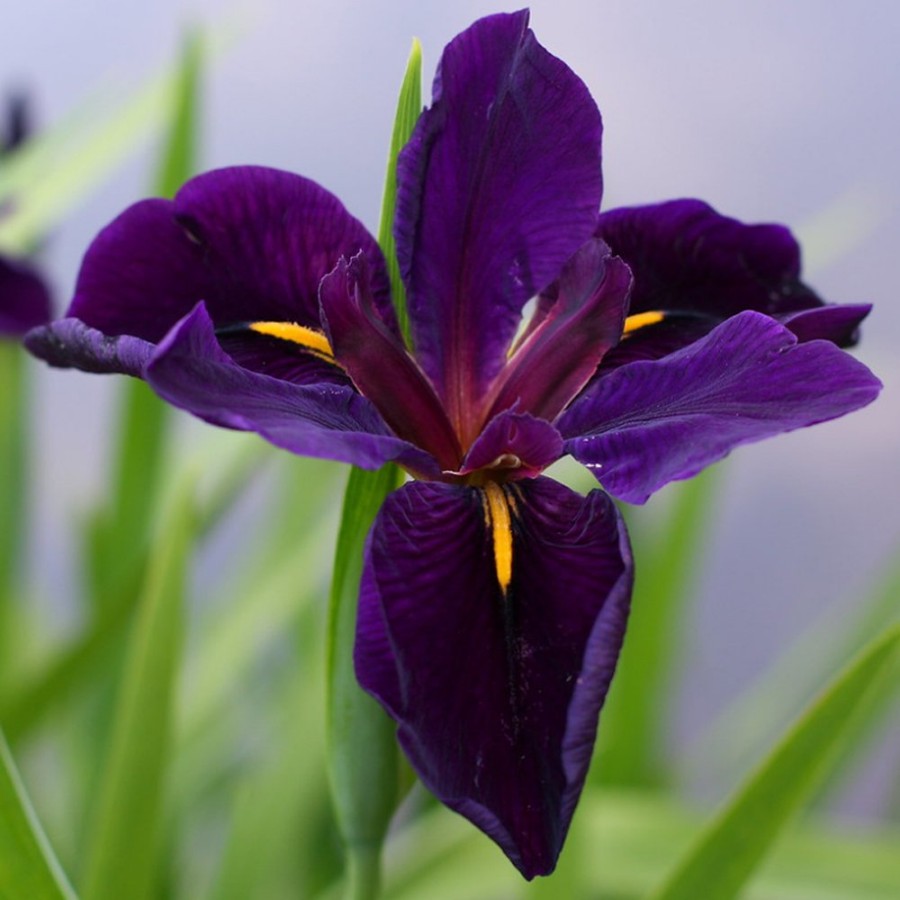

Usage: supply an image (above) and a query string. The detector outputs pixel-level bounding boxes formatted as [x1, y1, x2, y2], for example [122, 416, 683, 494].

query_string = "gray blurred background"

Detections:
[4, 0, 899, 812]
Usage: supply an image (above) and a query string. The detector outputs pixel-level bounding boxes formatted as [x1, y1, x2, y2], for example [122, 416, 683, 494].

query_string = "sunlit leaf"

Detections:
[80, 485, 193, 900]
[689, 549, 900, 796]
[0, 730, 76, 900]
[0, 346, 28, 686]
[648, 624, 900, 900]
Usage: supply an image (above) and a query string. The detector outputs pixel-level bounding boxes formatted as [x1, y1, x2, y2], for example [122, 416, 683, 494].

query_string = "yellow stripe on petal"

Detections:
[248, 321, 335, 359]
[482, 482, 515, 595]
[622, 310, 665, 335]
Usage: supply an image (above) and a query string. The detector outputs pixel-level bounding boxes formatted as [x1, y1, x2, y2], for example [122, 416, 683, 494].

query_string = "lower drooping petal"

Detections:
[558, 310, 882, 504]
[145, 303, 441, 477]
[356, 477, 633, 878]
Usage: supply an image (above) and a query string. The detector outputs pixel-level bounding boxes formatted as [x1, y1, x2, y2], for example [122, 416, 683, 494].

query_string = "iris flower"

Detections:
[26, 10, 880, 878]
[1, 91, 52, 337]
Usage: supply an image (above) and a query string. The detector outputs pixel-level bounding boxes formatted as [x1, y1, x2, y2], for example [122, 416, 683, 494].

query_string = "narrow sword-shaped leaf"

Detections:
[0, 730, 77, 900]
[0, 346, 27, 685]
[648, 624, 900, 900]
[377, 38, 422, 345]
[687, 547, 900, 799]
[80, 485, 193, 900]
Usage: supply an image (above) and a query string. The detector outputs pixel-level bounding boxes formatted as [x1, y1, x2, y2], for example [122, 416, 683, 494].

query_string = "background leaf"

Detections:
[79, 483, 193, 900]
[648, 624, 900, 900]
[0, 730, 76, 900]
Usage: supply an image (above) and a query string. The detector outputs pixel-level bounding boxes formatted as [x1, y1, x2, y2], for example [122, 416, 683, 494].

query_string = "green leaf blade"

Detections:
[80, 487, 193, 900]
[0, 731, 77, 900]
[377, 37, 422, 345]
[649, 624, 900, 900]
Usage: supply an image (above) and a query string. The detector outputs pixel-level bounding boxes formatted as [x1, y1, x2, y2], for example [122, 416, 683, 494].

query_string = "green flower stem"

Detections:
[326, 464, 404, 900]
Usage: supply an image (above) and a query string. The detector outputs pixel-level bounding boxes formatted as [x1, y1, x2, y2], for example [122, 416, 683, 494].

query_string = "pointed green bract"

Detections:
[80, 484, 193, 900]
[0, 730, 77, 900]
[377, 38, 422, 345]
[648, 624, 900, 900]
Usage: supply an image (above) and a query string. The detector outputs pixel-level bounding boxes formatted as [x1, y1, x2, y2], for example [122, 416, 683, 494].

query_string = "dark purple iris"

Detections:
[25, 10, 880, 878]
[0, 91, 52, 337]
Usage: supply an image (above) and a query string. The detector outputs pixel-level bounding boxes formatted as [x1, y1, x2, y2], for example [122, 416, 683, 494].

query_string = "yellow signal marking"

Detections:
[248, 321, 334, 359]
[482, 482, 514, 595]
[622, 310, 665, 335]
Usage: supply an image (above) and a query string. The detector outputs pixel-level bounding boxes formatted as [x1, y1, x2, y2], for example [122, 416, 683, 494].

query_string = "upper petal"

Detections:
[0, 255, 52, 337]
[145, 303, 440, 477]
[356, 477, 632, 877]
[319, 253, 462, 470]
[68, 166, 392, 345]
[485, 238, 632, 423]
[394, 10, 603, 439]
[595, 199, 869, 351]
[559, 310, 882, 504]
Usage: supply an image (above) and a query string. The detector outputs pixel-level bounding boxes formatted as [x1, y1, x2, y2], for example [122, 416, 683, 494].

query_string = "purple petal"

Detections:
[145, 303, 440, 477]
[319, 253, 462, 471]
[0, 255, 52, 337]
[69, 166, 392, 343]
[395, 10, 603, 438]
[25, 318, 153, 375]
[778, 303, 872, 345]
[596, 199, 868, 347]
[458, 410, 563, 480]
[356, 477, 633, 877]
[486, 239, 632, 422]
[214, 326, 352, 387]
[559, 311, 882, 504]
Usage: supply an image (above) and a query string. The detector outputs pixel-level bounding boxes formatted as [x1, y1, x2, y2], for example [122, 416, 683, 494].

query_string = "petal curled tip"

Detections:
[24, 318, 153, 376]
[356, 477, 633, 877]
[561, 310, 883, 504]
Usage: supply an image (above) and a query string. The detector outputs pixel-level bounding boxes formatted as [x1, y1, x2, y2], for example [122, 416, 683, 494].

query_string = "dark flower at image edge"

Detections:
[0, 92, 52, 337]
[26, 10, 880, 879]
